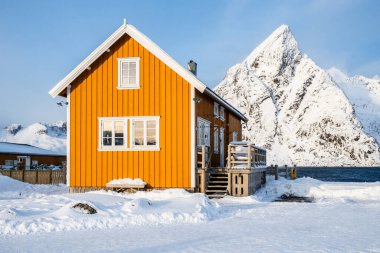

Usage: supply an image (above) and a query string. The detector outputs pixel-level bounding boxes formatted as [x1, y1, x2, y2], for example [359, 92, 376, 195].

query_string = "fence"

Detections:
[0, 169, 65, 185]
[267, 165, 297, 180]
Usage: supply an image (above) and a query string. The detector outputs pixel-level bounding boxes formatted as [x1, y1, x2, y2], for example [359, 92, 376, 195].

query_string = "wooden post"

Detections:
[227, 144, 231, 169]
[201, 169, 205, 193]
[227, 170, 232, 195]
[285, 165, 288, 179]
[49, 170, 53, 184]
[275, 165, 278, 180]
[202, 145, 206, 169]
[247, 144, 252, 169]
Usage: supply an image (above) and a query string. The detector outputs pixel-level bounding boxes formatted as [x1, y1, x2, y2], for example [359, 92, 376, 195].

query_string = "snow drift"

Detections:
[1, 174, 380, 235]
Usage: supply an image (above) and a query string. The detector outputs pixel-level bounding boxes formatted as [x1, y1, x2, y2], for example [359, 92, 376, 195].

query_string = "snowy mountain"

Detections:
[0, 121, 67, 154]
[214, 25, 380, 166]
[327, 68, 380, 145]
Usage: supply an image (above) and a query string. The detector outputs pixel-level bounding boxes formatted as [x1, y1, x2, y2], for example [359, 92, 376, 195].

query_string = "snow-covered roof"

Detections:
[0, 142, 65, 156]
[49, 22, 247, 122]
[49, 22, 206, 97]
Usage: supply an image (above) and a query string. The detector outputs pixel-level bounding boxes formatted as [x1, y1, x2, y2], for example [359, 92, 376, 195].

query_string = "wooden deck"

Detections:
[196, 142, 267, 197]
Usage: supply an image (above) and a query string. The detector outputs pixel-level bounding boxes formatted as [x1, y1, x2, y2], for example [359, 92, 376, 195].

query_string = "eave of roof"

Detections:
[204, 88, 248, 122]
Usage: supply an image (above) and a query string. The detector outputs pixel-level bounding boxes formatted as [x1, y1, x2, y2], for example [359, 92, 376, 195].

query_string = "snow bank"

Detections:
[0, 174, 66, 199]
[1, 174, 380, 235]
[0, 176, 220, 235]
[255, 176, 380, 202]
[107, 178, 146, 186]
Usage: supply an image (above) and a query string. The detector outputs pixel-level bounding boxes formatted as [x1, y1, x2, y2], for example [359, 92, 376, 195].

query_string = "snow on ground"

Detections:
[0, 175, 380, 252]
[107, 178, 147, 186]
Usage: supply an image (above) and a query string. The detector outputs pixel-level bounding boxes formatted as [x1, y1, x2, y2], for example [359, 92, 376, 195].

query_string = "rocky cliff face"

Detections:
[215, 25, 380, 166]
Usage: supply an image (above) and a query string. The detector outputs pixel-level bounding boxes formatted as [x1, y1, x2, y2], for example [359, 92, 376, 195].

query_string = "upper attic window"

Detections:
[117, 57, 140, 89]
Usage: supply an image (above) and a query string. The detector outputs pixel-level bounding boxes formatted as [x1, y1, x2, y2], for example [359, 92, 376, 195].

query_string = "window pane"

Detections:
[115, 138, 124, 146]
[103, 121, 112, 146]
[129, 75, 136, 85]
[200, 123, 205, 145]
[147, 120, 156, 145]
[122, 76, 129, 85]
[129, 62, 136, 73]
[122, 62, 129, 72]
[134, 120, 144, 146]
[129, 63, 136, 84]
[103, 137, 112, 146]
[115, 121, 124, 146]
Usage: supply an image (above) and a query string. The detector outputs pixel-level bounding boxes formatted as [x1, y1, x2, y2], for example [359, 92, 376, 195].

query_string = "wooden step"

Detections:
[207, 193, 227, 199]
[207, 184, 228, 189]
[206, 189, 227, 195]
[208, 181, 228, 185]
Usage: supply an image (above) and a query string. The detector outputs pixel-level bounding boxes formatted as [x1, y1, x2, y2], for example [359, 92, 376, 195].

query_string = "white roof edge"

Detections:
[49, 23, 206, 98]
[204, 88, 248, 122]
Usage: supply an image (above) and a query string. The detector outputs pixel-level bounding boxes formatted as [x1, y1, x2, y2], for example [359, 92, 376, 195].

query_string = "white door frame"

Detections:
[220, 127, 225, 167]
[25, 156, 31, 170]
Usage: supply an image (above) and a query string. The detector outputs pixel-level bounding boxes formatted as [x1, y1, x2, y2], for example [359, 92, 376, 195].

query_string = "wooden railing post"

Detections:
[202, 145, 205, 169]
[275, 165, 278, 180]
[247, 144, 252, 169]
[227, 144, 231, 169]
[285, 165, 289, 179]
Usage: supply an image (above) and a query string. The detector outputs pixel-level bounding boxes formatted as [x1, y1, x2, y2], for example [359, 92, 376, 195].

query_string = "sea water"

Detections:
[296, 167, 380, 182]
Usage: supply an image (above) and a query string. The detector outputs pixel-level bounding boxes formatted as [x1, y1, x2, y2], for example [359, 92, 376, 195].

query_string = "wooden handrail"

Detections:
[227, 143, 266, 169]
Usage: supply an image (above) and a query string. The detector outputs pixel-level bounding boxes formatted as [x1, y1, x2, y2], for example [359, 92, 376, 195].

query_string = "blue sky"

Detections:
[0, 0, 379, 126]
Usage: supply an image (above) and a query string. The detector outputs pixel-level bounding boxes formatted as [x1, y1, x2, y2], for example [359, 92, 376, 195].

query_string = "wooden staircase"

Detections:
[205, 172, 228, 199]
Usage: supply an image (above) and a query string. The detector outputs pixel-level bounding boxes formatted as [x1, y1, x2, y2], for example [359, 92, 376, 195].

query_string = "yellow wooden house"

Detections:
[49, 21, 248, 192]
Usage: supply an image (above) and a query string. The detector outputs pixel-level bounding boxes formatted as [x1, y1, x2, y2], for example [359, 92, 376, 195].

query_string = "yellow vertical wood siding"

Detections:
[69, 35, 191, 188]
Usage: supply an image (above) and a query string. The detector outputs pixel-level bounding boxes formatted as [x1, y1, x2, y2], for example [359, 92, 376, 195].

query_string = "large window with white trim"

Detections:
[130, 117, 159, 149]
[117, 57, 140, 89]
[99, 118, 128, 150]
[98, 116, 159, 151]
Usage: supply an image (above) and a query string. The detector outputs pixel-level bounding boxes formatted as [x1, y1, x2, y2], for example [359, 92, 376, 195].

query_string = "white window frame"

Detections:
[98, 117, 129, 150]
[130, 116, 160, 151]
[220, 107, 225, 121]
[197, 117, 211, 147]
[214, 127, 219, 153]
[117, 57, 140, 89]
[233, 131, 238, 142]
[214, 102, 219, 118]
[98, 116, 160, 151]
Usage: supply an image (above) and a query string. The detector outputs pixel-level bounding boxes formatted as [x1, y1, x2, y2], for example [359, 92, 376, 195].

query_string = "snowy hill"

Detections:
[327, 67, 380, 145]
[214, 25, 380, 166]
[0, 121, 66, 154]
